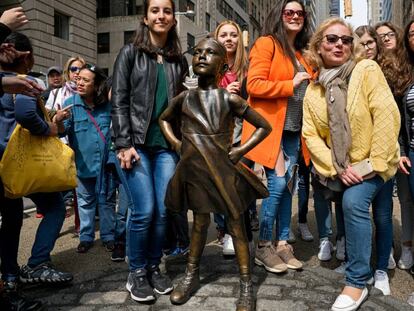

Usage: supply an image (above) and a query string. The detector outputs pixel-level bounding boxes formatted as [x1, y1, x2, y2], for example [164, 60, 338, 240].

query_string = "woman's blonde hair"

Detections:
[214, 20, 248, 82]
[63, 56, 86, 82]
[305, 17, 364, 69]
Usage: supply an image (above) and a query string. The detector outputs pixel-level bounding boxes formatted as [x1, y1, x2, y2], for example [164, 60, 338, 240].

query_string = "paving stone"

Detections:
[39, 293, 78, 305]
[359, 300, 388, 311]
[256, 299, 309, 311]
[307, 266, 343, 281]
[314, 285, 338, 293]
[203, 297, 238, 310]
[195, 284, 234, 296]
[79, 291, 128, 304]
[99, 305, 150, 310]
[98, 281, 127, 291]
[56, 306, 95, 311]
[377, 295, 414, 310]
[101, 271, 128, 282]
[262, 276, 307, 288]
[257, 285, 282, 297]
[288, 289, 335, 305]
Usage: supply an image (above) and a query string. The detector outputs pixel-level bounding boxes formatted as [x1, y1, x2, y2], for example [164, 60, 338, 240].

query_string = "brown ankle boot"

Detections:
[236, 275, 254, 311]
[170, 262, 200, 304]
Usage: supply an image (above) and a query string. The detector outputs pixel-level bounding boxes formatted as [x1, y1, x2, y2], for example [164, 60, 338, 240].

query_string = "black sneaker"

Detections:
[20, 262, 73, 284]
[147, 265, 173, 295]
[1, 280, 44, 311]
[103, 240, 115, 252]
[111, 243, 126, 262]
[126, 269, 155, 302]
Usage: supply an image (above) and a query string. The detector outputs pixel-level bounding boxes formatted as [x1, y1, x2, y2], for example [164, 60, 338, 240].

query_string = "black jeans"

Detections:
[0, 178, 23, 280]
[165, 209, 190, 249]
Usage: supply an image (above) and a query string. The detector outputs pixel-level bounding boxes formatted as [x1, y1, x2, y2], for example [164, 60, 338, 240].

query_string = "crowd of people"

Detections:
[0, 0, 414, 310]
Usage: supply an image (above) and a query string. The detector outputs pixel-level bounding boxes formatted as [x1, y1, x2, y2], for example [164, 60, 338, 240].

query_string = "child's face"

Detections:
[192, 40, 225, 77]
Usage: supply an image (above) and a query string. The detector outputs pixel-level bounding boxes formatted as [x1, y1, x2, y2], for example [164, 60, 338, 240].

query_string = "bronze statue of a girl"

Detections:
[159, 37, 271, 311]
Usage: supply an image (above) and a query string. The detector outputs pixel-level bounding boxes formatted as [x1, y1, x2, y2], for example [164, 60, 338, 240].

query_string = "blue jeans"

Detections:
[125, 148, 178, 271]
[115, 184, 131, 244]
[342, 176, 384, 288]
[76, 176, 116, 243]
[27, 192, 66, 267]
[372, 179, 393, 272]
[259, 131, 300, 241]
[313, 189, 345, 240]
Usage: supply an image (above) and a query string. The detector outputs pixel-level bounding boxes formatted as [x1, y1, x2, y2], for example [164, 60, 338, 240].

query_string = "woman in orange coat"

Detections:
[241, 0, 313, 272]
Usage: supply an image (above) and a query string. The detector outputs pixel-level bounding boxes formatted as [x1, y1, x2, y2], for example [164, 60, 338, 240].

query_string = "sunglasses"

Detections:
[324, 34, 354, 46]
[282, 9, 306, 20]
[69, 66, 81, 73]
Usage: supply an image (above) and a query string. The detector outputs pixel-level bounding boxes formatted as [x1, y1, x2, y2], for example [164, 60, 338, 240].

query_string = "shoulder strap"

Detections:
[51, 89, 58, 109]
[85, 109, 107, 144]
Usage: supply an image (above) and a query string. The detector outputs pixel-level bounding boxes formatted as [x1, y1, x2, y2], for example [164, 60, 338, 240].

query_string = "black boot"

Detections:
[170, 262, 200, 304]
[236, 275, 254, 311]
[0, 280, 43, 311]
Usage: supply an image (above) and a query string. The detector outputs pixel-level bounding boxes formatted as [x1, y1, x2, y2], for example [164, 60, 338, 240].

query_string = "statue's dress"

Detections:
[165, 88, 268, 219]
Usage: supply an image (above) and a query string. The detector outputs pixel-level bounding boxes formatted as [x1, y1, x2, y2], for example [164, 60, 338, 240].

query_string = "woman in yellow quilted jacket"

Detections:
[302, 18, 400, 311]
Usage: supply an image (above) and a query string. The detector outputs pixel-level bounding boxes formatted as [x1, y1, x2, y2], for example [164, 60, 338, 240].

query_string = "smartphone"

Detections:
[62, 104, 74, 111]
[351, 159, 373, 177]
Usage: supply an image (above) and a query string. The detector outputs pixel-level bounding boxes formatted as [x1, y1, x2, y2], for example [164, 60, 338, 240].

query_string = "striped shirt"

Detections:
[284, 62, 308, 132]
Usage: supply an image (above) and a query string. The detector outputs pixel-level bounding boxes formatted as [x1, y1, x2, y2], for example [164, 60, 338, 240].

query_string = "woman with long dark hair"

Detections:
[241, 0, 313, 272]
[398, 19, 414, 306]
[111, 0, 188, 303]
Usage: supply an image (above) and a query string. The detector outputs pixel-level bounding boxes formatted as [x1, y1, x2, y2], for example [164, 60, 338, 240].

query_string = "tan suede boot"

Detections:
[170, 262, 200, 305]
[236, 274, 254, 311]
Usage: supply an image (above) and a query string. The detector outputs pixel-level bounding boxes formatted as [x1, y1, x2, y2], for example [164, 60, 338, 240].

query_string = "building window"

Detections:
[97, 33, 110, 54]
[236, 0, 247, 10]
[234, 12, 247, 30]
[187, 33, 195, 55]
[54, 11, 70, 40]
[217, 0, 233, 20]
[205, 12, 211, 32]
[124, 31, 135, 45]
[97, 0, 110, 18]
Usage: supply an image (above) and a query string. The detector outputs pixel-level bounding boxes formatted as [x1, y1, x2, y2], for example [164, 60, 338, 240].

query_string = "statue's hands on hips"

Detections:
[229, 146, 243, 164]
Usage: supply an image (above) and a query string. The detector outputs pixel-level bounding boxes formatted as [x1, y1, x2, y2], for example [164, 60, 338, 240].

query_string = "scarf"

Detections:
[317, 60, 356, 175]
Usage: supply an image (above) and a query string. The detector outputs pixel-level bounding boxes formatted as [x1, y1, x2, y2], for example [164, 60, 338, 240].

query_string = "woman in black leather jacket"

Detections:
[111, 0, 188, 303]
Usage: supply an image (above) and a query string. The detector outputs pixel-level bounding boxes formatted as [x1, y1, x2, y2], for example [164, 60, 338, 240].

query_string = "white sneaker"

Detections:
[374, 270, 391, 295]
[334, 262, 346, 274]
[298, 223, 314, 241]
[318, 238, 333, 261]
[388, 248, 396, 270]
[222, 234, 235, 256]
[398, 246, 413, 270]
[335, 237, 346, 261]
[408, 292, 414, 306]
[287, 228, 296, 244]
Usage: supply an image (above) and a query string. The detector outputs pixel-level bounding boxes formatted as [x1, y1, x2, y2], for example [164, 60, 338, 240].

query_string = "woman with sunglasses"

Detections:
[111, 0, 188, 303]
[46, 56, 85, 111]
[303, 18, 400, 311]
[60, 64, 116, 254]
[241, 0, 312, 273]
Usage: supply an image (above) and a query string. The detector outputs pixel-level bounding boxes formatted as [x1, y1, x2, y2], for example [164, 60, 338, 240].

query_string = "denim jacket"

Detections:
[63, 94, 112, 178]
